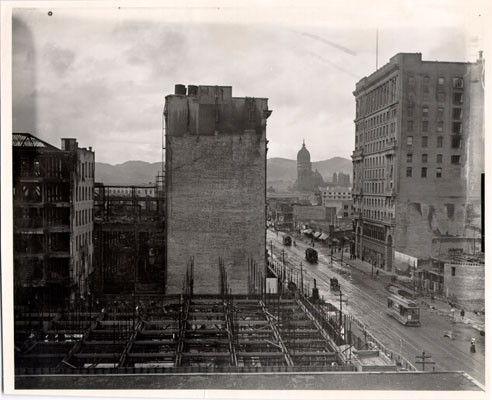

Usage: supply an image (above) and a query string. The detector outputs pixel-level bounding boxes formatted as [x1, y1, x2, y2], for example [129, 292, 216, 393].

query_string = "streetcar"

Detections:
[305, 247, 318, 263]
[387, 294, 421, 326]
[282, 235, 292, 246]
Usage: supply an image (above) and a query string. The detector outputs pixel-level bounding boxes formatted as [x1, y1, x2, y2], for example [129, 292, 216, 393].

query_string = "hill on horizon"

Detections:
[95, 157, 352, 186]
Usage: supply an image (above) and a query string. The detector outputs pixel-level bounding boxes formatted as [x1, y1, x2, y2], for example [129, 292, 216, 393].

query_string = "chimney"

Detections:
[187, 85, 198, 97]
[61, 138, 77, 151]
[175, 84, 186, 95]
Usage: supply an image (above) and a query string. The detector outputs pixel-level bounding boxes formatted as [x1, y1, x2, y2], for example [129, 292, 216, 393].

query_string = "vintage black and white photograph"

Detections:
[1, 0, 489, 398]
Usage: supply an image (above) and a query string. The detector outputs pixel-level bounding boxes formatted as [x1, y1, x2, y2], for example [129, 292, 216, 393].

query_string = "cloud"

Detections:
[11, 7, 473, 164]
[44, 44, 75, 76]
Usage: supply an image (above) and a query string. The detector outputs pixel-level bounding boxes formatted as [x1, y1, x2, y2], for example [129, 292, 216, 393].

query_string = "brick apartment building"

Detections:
[13, 134, 95, 307]
[165, 85, 271, 294]
[352, 53, 484, 274]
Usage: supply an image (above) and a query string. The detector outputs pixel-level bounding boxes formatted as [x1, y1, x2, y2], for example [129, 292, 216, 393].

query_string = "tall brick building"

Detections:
[165, 85, 271, 294]
[13, 134, 95, 307]
[352, 53, 484, 274]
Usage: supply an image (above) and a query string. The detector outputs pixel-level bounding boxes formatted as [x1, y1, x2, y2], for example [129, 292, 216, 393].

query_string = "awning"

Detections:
[304, 229, 313, 235]
[332, 238, 340, 243]
[314, 232, 321, 238]
[319, 233, 329, 241]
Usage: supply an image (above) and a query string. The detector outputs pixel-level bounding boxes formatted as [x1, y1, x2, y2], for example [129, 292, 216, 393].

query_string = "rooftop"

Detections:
[12, 133, 59, 150]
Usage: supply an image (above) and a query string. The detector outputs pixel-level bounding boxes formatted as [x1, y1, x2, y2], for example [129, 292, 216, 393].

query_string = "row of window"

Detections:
[408, 76, 463, 89]
[364, 168, 386, 180]
[406, 165, 460, 178]
[75, 208, 93, 226]
[407, 153, 460, 164]
[323, 192, 351, 196]
[355, 78, 398, 118]
[356, 108, 397, 131]
[407, 120, 463, 133]
[79, 160, 94, 180]
[75, 230, 92, 249]
[107, 188, 155, 196]
[407, 91, 464, 106]
[363, 197, 390, 209]
[408, 106, 462, 121]
[363, 181, 387, 194]
[362, 223, 387, 241]
[406, 135, 462, 148]
[76, 185, 92, 202]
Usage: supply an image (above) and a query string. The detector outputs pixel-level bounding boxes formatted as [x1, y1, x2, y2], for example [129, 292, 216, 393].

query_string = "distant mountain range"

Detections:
[95, 157, 352, 186]
[95, 161, 164, 185]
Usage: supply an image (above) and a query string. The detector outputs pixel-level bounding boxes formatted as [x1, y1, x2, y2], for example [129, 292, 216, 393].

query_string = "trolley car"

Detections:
[387, 294, 420, 326]
[305, 248, 318, 263]
[282, 235, 292, 246]
[330, 277, 340, 291]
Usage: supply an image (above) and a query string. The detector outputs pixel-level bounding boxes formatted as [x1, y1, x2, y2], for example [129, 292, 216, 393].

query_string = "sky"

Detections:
[10, 1, 487, 164]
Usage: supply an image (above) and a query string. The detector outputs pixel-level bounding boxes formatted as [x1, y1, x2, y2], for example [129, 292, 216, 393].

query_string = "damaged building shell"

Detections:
[352, 53, 484, 281]
[164, 85, 272, 294]
[13, 133, 95, 307]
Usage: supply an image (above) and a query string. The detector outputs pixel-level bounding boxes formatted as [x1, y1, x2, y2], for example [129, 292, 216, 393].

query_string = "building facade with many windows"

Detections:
[13, 134, 95, 307]
[352, 53, 484, 274]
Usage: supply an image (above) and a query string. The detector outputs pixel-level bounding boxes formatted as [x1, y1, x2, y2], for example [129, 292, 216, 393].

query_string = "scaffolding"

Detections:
[15, 290, 355, 374]
[93, 184, 165, 295]
[15, 256, 411, 375]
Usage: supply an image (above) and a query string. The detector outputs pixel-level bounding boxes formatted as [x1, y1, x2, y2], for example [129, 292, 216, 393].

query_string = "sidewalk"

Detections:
[331, 251, 394, 281]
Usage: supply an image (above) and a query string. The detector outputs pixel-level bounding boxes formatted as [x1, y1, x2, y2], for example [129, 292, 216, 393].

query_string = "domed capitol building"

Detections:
[294, 140, 325, 192]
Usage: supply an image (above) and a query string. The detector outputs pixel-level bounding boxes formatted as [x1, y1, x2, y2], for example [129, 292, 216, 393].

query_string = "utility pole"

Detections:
[331, 239, 334, 263]
[339, 291, 343, 331]
[415, 351, 435, 371]
[300, 263, 304, 295]
[341, 241, 344, 263]
[282, 249, 285, 282]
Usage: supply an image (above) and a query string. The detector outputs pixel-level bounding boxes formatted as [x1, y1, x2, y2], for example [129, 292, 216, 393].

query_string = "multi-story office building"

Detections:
[352, 53, 484, 273]
[165, 84, 271, 294]
[13, 134, 95, 307]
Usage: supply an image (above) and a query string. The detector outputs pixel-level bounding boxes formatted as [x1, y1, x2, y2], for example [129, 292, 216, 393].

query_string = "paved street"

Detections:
[267, 229, 485, 385]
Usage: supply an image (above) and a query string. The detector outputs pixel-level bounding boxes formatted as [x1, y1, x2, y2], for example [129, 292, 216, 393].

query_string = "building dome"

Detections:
[297, 140, 311, 163]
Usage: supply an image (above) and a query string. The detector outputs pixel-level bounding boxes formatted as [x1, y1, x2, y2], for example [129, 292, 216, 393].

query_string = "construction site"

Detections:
[92, 180, 165, 295]
[12, 86, 484, 391]
[13, 268, 482, 390]
[15, 261, 403, 374]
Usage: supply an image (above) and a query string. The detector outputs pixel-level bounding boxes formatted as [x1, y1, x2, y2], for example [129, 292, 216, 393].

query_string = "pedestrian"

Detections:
[460, 309, 465, 320]
[376, 270, 379, 279]
[470, 338, 476, 353]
